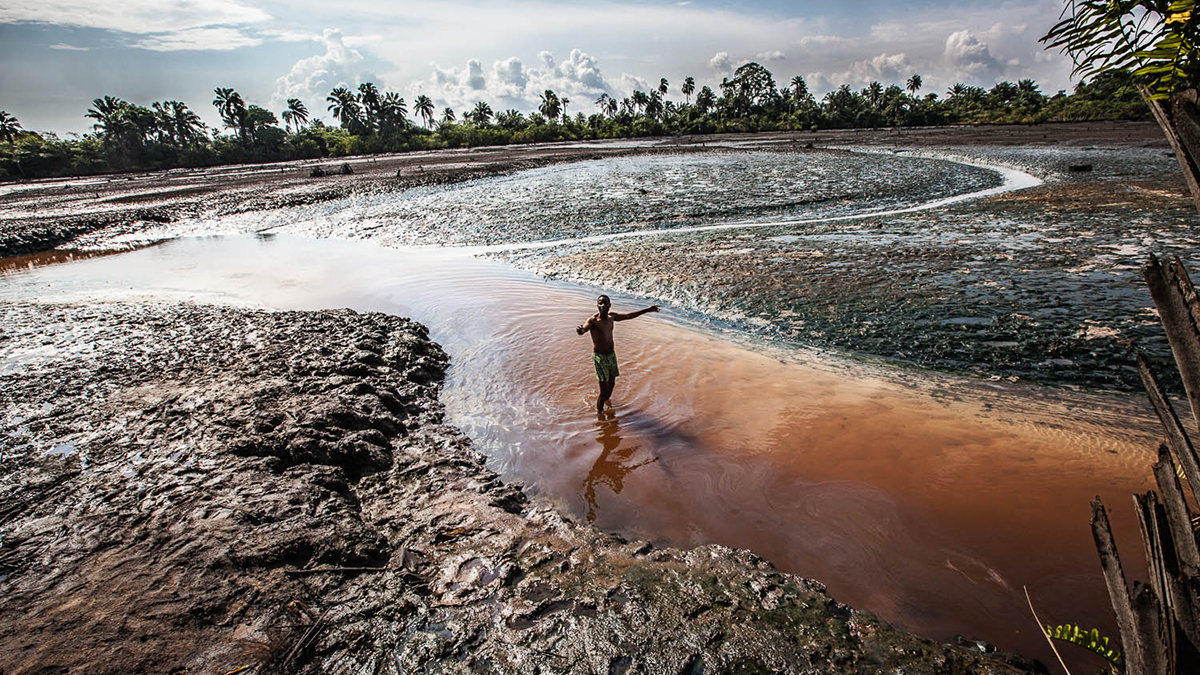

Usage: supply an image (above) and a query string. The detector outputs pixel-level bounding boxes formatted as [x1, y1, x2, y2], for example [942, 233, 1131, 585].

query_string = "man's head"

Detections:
[597, 294, 611, 316]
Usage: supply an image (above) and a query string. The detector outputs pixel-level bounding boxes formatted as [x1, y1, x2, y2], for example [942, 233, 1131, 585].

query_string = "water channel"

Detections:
[0, 149, 1167, 669]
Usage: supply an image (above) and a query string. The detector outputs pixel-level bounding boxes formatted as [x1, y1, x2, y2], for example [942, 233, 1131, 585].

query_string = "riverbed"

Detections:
[3, 133, 1190, 670]
[0, 226, 1163, 669]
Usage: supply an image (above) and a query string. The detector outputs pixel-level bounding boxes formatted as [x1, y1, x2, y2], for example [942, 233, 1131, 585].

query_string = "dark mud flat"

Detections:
[499, 141, 1200, 392]
[0, 142, 669, 258]
[0, 302, 1037, 674]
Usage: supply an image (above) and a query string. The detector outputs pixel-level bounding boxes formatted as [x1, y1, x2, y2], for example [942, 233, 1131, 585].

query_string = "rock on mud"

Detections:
[0, 301, 1038, 674]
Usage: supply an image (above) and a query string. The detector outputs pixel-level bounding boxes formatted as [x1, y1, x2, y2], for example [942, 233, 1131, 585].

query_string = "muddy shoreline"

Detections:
[3, 121, 1189, 392]
[0, 301, 1038, 674]
[0, 120, 1170, 260]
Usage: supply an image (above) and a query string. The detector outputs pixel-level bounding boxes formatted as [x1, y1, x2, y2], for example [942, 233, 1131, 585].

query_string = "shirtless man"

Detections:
[576, 294, 660, 413]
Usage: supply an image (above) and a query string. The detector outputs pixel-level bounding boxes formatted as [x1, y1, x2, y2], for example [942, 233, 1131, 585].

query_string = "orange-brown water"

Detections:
[0, 234, 1163, 670]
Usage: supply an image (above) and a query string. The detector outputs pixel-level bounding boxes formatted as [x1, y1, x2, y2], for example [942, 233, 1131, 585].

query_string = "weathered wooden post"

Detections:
[1091, 255, 1200, 674]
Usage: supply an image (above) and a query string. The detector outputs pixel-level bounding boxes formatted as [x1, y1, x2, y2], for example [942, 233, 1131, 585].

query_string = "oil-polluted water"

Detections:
[0, 233, 1160, 669]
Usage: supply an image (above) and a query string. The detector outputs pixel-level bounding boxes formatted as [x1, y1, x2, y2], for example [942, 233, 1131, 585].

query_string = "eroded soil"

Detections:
[0, 302, 1038, 674]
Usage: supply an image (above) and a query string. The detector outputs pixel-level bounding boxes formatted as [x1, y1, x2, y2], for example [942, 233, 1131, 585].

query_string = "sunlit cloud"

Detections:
[272, 28, 378, 114]
[0, 0, 270, 34]
[133, 27, 264, 51]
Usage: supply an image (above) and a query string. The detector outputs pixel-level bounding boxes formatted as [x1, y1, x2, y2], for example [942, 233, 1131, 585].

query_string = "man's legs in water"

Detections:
[597, 377, 616, 413]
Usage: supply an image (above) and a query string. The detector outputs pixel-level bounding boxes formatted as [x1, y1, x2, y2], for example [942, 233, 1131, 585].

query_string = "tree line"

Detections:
[0, 61, 1148, 179]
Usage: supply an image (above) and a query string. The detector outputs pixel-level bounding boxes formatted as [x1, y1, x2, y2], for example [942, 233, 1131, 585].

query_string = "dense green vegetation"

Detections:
[0, 62, 1148, 180]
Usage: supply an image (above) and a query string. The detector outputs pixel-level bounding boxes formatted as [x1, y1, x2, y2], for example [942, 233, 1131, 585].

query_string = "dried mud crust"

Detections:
[0, 302, 1038, 674]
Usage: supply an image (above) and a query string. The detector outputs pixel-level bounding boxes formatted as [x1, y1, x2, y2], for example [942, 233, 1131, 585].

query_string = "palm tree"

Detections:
[469, 101, 493, 125]
[561, 96, 570, 122]
[538, 90, 561, 120]
[790, 76, 808, 100]
[681, 76, 695, 105]
[379, 92, 408, 133]
[0, 111, 21, 144]
[152, 100, 204, 145]
[414, 94, 435, 128]
[695, 86, 716, 114]
[646, 91, 664, 119]
[87, 95, 129, 136]
[605, 97, 618, 118]
[282, 98, 309, 133]
[327, 87, 360, 130]
[357, 82, 381, 131]
[946, 83, 967, 99]
[658, 78, 669, 99]
[866, 81, 884, 109]
[595, 93, 610, 116]
[630, 90, 649, 114]
[906, 74, 922, 97]
[441, 107, 456, 123]
[211, 88, 248, 141]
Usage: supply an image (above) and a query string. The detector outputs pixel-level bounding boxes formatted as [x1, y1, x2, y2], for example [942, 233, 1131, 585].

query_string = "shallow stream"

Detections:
[0, 149, 1170, 669]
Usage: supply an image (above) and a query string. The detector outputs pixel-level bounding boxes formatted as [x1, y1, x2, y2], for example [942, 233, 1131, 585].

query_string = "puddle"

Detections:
[0, 233, 1161, 668]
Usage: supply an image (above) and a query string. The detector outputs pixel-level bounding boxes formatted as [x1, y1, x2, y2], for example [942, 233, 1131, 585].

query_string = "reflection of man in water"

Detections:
[575, 294, 659, 413]
[584, 412, 657, 523]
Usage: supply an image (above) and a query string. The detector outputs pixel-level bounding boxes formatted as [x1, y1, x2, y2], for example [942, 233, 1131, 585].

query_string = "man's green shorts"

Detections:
[593, 352, 620, 382]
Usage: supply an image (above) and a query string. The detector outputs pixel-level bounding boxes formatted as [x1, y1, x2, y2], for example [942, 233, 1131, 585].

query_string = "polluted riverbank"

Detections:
[0, 233, 1165, 671]
[0, 122, 1188, 671]
[0, 301, 1040, 674]
[494, 142, 1200, 391]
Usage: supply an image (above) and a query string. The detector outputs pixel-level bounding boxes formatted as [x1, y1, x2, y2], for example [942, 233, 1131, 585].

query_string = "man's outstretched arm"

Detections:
[611, 305, 660, 321]
[576, 315, 598, 335]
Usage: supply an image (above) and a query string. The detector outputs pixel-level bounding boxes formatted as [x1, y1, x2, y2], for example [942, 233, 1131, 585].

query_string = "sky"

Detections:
[0, 0, 1078, 136]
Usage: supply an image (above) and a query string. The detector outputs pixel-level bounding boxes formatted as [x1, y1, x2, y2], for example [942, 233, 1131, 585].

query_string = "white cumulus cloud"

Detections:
[708, 51, 733, 73]
[943, 30, 1005, 83]
[755, 50, 786, 62]
[272, 29, 378, 117]
[415, 48, 620, 116]
[833, 53, 912, 88]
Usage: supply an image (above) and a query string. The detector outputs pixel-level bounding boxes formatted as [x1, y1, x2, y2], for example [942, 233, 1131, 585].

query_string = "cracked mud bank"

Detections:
[0, 302, 1039, 674]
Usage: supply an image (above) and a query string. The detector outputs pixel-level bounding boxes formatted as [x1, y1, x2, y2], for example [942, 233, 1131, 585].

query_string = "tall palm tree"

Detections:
[357, 82, 381, 131]
[946, 83, 967, 99]
[595, 93, 610, 116]
[282, 98, 309, 133]
[866, 81, 884, 109]
[695, 85, 716, 114]
[658, 78, 669, 98]
[152, 100, 204, 145]
[0, 111, 21, 144]
[681, 76, 695, 105]
[379, 92, 407, 132]
[630, 90, 649, 114]
[470, 101, 493, 124]
[441, 107, 456, 123]
[790, 76, 808, 100]
[327, 87, 360, 130]
[906, 73, 922, 97]
[414, 94, 435, 128]
[561, 96, 570, 122]
[646, 91, 664, 119]
[538, 90, 561, 120]
[211, 88, 247, 141]
[87, 95, 130, 136]
[605, 97, 618, 118]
